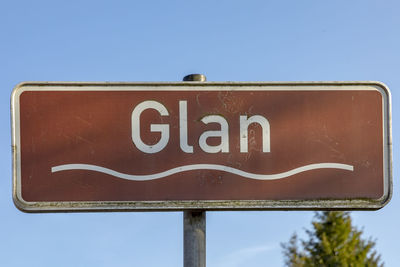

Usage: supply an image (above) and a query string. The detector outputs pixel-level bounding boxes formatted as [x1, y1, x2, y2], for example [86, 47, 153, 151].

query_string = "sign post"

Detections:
[182, 74, 207, 267]
[11, 78, 392, 267]
[184, 210, 206, 267]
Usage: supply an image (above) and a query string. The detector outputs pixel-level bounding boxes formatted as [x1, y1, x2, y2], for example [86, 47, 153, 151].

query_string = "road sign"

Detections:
[11, 82, 392, 211]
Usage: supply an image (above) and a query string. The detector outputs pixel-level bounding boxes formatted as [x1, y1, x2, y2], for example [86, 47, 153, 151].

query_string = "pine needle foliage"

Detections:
[281, 211, 383, 267]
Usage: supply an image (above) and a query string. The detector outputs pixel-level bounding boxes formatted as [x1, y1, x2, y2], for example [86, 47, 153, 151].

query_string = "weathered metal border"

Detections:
[11, 81, 392, 212]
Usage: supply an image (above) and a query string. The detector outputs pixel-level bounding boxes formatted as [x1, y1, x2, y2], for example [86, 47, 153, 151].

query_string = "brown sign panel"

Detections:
[11, 82, 392, 211]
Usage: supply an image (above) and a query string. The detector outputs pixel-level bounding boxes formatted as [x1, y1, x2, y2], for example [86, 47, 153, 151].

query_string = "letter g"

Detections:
[131, 101, 169, 153]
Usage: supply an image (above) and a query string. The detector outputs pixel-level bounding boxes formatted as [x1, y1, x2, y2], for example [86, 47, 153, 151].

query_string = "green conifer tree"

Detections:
[281, 211, 383, 267]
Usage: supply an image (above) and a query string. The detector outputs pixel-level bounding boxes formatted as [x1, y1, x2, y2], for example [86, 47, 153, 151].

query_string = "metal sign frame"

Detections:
[11, 81, 392, 212]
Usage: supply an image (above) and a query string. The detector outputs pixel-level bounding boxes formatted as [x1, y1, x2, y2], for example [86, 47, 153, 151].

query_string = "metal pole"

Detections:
[183, 74, 206, 267]
[184, 211, 206, 267]
[183, 74, 207, 82]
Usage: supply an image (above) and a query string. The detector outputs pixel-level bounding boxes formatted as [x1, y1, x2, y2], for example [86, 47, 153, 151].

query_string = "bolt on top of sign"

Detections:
[11, 81, 392, 212]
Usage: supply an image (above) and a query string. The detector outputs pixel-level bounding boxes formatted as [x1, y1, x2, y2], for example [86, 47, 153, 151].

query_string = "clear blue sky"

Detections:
[1, 1, 399, 266]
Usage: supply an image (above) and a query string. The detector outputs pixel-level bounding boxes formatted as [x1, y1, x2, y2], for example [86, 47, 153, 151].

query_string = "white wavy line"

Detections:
[51, 163, 353, 181]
